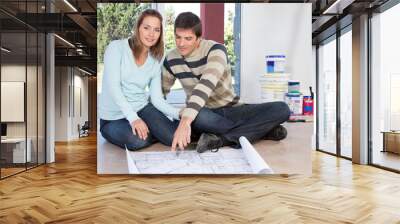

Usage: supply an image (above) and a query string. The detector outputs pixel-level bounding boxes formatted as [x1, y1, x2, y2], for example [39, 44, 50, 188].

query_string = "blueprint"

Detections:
[126, 137, 273, 174]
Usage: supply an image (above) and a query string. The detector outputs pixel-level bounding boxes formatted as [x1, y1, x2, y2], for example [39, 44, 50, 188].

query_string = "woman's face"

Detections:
[138, 16, 161, 49]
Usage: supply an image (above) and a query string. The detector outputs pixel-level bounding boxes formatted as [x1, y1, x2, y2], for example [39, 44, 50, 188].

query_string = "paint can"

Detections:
[285, 93, 303, 115]
[288, 80, 300, 94]
[303, 96, 313, 115]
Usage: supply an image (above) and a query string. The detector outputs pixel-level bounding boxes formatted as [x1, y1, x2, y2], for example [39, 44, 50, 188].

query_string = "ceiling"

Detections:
[0, 0, 96, 75]
[310, 0, 390, 44]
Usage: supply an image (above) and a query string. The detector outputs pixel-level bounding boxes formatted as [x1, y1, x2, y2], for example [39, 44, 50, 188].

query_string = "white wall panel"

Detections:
[240, 3, 313, 103]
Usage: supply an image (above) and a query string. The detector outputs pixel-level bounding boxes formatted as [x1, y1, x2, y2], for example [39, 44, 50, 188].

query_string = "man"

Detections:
[163, 12, 290, 153]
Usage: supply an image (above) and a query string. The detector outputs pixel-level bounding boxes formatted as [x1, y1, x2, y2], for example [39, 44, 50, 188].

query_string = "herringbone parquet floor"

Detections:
[1, 135, 400, 223]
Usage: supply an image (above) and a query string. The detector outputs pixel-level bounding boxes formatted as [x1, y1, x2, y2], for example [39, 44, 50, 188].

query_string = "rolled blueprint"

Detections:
[125, 145, 139, 174]
[239, 136, 274, 174]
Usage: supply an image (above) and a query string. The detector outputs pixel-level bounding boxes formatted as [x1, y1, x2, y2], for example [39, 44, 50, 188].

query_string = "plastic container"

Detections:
[265, 55, 286, 73]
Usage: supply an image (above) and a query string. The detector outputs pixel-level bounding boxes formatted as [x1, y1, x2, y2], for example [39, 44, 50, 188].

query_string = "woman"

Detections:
[99, 9, 180, 150]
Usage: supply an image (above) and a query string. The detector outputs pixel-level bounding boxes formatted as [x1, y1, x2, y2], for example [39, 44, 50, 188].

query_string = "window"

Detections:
[0, 1, 46, 179]
[370, 3, 400, 171]
[162, 3, 201, 105]
[340, 29, 352, 158]
[160, 3, 240, 105]
[317, 37, 337, 155]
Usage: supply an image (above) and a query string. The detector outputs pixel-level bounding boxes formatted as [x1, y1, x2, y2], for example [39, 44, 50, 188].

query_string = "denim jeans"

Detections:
[191, 101, 290, 148]
[100, 103, 179, 151]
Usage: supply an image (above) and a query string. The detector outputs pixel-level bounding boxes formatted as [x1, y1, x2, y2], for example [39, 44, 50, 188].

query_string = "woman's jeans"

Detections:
[100, 103, 179, 151]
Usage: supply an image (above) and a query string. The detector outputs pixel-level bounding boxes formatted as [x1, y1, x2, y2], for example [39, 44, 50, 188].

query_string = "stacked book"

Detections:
[259, 73, 290, 102]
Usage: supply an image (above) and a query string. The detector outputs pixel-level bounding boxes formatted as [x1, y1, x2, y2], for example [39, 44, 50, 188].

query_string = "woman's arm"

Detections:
[103, 41, 139, 123]
[149, 66, 181, 120]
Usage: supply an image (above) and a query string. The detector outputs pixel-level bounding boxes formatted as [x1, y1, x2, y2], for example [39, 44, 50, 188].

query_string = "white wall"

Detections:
[1, 64, 46, 164]
[1, 65, 41, 137]
[1, 65, 25, 127]
[1, 82, 25, 122]
[55, 67, 89, 141]
[240, 3, 313, 103]
[72, 73, 89, 138]
[55, 67, 68, 141]
[1, 65, 26, 139]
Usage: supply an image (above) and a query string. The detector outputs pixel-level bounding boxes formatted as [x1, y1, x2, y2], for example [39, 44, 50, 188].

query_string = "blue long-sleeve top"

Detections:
[99, 39, 180, 123]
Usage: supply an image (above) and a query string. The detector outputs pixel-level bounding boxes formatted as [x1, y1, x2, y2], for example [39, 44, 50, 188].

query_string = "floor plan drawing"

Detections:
[126, 137, 274, 174]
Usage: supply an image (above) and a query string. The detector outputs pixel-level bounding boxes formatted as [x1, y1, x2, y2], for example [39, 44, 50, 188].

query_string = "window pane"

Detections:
[318, 38, 337, 154]
[340, 30, 352, 158]
[371, 3, 400, 171]
[1, 8, 28, 177]
[0, 0, 46, 178]
[27, 31, 38, 169]
[38, 32, 46, 165]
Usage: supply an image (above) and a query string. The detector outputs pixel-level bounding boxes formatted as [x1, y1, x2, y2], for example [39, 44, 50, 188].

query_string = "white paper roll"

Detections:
[239, 136, 274, 174]
[125, 145, 139, 174]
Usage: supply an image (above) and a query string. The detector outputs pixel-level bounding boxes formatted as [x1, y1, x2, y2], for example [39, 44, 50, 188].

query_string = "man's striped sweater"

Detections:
[162, 39, 240, 119]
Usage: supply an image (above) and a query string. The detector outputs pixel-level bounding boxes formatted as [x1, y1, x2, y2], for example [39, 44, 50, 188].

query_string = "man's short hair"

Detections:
[174, 12, 202, 38]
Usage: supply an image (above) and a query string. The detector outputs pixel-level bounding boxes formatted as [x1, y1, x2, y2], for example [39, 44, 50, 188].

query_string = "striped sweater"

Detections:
[162, 39, 239, 119]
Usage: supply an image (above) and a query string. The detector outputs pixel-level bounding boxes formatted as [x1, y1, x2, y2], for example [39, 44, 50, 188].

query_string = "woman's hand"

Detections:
[131, 119, 149, 140]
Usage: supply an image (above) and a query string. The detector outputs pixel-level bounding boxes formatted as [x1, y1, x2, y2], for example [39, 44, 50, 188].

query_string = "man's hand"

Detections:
[179, 108, 185, 118]
[171, 117, 193, 151]
[131, 119, 149, 140]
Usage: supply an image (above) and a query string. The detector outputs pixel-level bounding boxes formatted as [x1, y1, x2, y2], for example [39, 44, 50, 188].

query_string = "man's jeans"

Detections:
[191, 101, 290, 148]
[100, 103, 179, 150]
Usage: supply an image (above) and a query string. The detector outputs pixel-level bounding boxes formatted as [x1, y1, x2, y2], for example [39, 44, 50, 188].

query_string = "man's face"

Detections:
[175, 28, 200, 57]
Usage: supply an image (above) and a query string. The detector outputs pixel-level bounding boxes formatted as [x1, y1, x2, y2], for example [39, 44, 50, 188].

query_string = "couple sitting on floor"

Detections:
[99, 9, 290, 153]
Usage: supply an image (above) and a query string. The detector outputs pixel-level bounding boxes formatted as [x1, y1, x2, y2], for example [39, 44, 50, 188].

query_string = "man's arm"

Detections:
[161, 57, 192, 151]
[180, 44, 228, 120]
[171, 44, 229, 151]
[171, 116, 193, 151]
[162, 58, 176, 97]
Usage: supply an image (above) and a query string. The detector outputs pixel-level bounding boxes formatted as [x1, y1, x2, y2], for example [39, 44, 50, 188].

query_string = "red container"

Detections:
[303, 96, 313, 115]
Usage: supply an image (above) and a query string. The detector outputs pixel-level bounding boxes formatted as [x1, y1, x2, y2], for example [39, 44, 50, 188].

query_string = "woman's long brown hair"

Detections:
[130, 9, 164, 62]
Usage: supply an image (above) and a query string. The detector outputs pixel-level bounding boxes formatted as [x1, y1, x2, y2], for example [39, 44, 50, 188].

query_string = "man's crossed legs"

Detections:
[191, 101, 291, 152]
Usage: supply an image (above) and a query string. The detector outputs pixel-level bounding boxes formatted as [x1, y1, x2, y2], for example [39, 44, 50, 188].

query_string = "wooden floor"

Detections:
[1, 167, 26, 177]
[1, 135, 400, 223]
